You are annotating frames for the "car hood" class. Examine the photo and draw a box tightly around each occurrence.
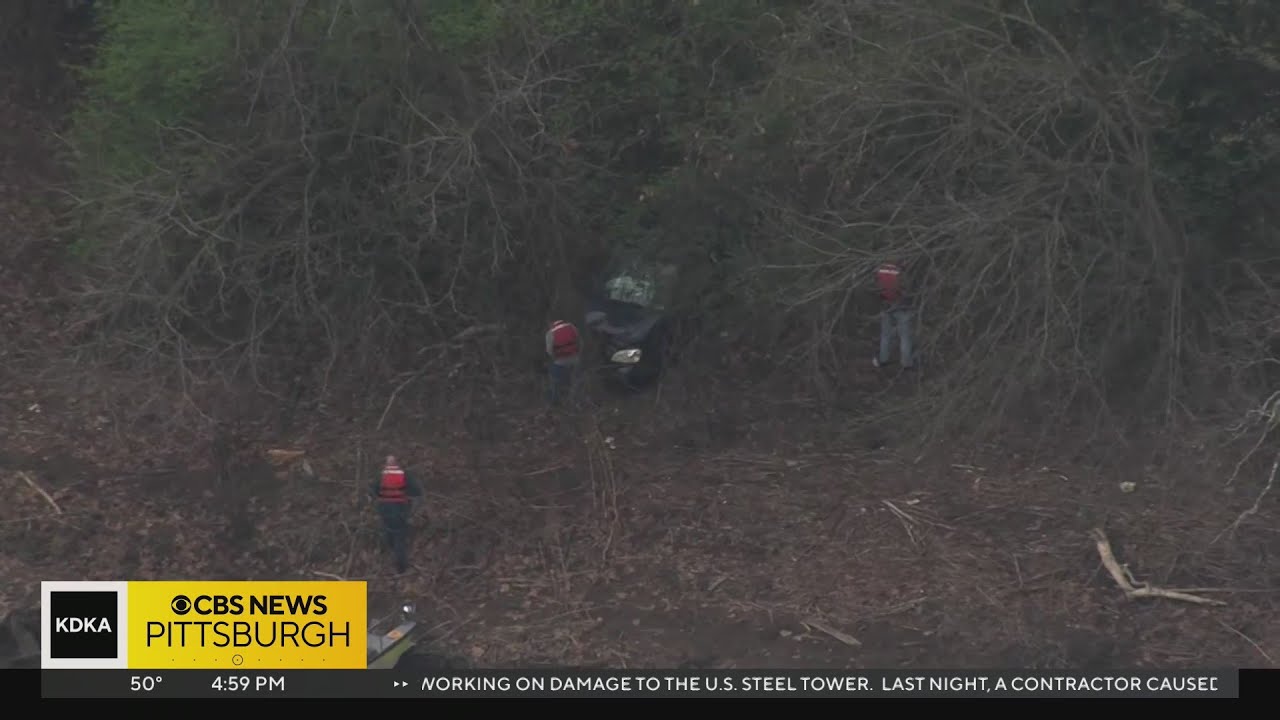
[585,298,660,345]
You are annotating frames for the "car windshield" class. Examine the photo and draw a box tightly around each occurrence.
[602,259,676,309]
[605,273,655,307]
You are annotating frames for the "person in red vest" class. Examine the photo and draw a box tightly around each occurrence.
[872,261,916,369]
[369,455,423,574]
[545,319,581,405]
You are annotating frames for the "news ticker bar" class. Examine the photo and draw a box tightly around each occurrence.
[34,669,1270,699]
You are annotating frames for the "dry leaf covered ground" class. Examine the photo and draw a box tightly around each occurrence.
[2,365,1277,670]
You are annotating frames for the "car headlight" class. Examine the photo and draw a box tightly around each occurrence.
[611,348,642,364]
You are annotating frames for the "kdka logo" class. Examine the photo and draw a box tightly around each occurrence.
[41,580,129,668]
[49,590,119,659]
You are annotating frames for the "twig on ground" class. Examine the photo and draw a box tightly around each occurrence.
[341,522,361,579]
[1212,449,1278,545]
[800,617,861,646]
[882,499,919,545]
[266,448,305,465]
[1218,619,1276,667]
[1225,391,1280,487]
[585,419,620,562]
[1154,587,1279,594]
[377,372,425,431]
[1090,528,1226,606]
[860,597,928,619]
[525,464,569,477]
[446,324,501,343]
[17,471,61,514]
[310,570,345,581]
[354,444,363,491]
[1,512,88,524]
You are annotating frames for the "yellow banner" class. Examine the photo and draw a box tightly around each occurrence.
[125,581,367,669]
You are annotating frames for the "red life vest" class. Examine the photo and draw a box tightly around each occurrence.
[549,320,580,359]
[378,465,409,503]
[875,263,903,303]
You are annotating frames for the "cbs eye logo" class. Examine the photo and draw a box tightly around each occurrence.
[169,594,244,615]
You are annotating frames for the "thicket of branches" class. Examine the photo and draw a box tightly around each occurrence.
[54,0,1280,437]
[725,1,1240,435]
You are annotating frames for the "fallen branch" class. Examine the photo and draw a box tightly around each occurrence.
[800,617,861,646]
[266,448,305,465]
[882,499,918,546]
[376,371,425,431]
[374,311,502,436]
[341,521,361,580]
[1218,619,1277,667]
[1090,528,1225,606]
[17,471,61,514]
[413,324,504,356]
[524,464,569,477]
[448,323,502,343]
[1212,448,1278,545]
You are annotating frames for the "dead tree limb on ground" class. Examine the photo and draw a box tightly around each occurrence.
[800,616,861,647]
[17,471,61,514]
[1090,528,1225,606]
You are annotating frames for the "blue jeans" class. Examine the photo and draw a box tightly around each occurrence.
[547,361,576,405]
[879,308,914,367]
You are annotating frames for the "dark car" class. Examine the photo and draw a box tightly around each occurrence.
[584,262,677,390]
[367,601,420,669]
[368,600,470,671]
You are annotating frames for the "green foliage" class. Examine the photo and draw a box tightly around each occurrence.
[420,0,504,52]
[70,0,230,179]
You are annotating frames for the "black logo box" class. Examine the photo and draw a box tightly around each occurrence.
[49,591,119,659]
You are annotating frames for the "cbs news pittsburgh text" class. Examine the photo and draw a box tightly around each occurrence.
[41,580,367,670]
